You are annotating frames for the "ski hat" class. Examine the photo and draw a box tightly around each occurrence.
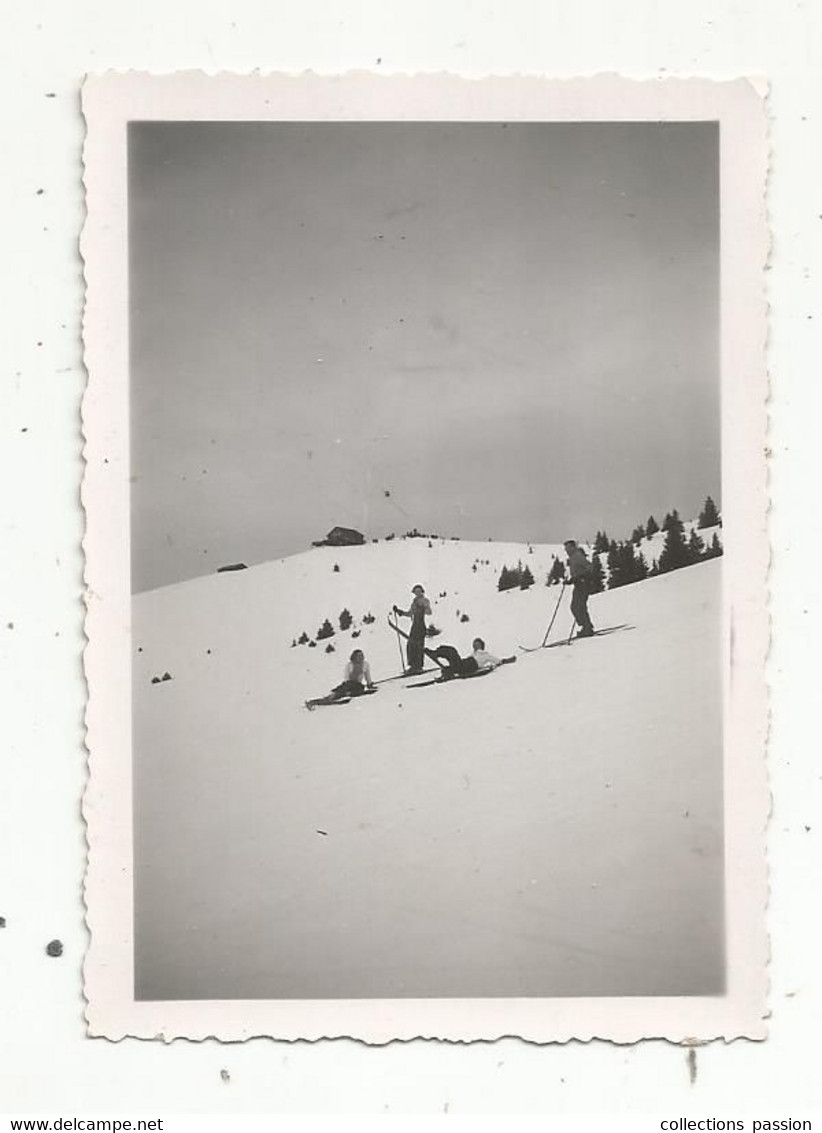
[412,584,425,594]
[563,539,577,550]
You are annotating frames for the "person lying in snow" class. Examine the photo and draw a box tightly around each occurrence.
[430,637,516,681]
[305,649,377,708]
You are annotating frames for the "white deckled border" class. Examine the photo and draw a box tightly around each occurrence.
[81,71,769,1043]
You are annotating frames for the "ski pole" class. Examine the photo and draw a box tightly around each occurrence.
[540,582,568,647]
[389,611,405,672]
[566,618,577,645]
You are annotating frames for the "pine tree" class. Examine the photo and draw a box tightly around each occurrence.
[607,544,621,588]
[620,542,637,586]
[589,555,606,594]
[687,529,706,562]
[646,515,660,538]
[706,532,723,559]
[325,643,335,653]
[297,631,310,645]
[593,530,610,555]
[332,563,340,573]
[662,509,683,534]
[499,562,527,591]
[548,556,566,585]
[316,618,335,640]
[631,524,646,544]
[339,608,353,631]
[698,496,721,529]
[520,564,535,589]
[657,523,690,573]
[609,542,649,588]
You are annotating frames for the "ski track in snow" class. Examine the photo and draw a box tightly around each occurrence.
[131,539,724,1001]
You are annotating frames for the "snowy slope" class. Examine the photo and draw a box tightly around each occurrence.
[132,541,723,1001]
[133,538,573,699]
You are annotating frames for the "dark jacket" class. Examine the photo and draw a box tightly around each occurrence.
[566,547,593,583]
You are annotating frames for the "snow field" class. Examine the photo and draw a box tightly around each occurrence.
[132,540,723,1000]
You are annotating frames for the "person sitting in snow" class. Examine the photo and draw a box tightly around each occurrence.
[392,584,432,674]
[564,539,596,638]
[431,637,515,681]
[334,648,375,697]
[305,649,376,709]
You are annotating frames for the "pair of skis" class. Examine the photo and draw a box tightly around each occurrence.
[521,624,634,654]
[406,655,517,689]
[305,687,380,711]
[542,623,633,648]
[517,583,630,652]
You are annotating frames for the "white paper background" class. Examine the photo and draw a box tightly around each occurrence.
[0,0,819,1115]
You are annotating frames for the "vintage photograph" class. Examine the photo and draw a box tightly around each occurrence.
[81,74,768,1041]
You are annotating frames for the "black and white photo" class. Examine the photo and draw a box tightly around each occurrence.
[81,72,769,1042]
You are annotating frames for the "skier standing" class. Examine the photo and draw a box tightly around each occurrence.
[393,584,432,674]
[564,539,596,638]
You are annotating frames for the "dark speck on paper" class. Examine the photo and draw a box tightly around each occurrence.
[687,1048,697,1084]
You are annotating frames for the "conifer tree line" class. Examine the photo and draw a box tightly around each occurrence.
[553,496,723,593]
[497,561,536,592]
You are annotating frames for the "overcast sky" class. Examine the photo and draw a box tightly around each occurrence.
[129,121,719,592]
